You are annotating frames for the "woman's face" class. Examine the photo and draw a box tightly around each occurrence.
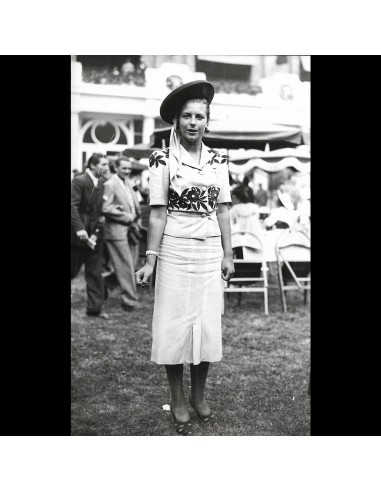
[178,100,208,145]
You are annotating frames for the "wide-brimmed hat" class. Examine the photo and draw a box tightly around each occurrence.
[277,190,294,211]
[160,80,215,124]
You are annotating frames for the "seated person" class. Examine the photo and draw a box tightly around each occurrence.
[230,186,264,258]
[295,188,310,237]
[264,190,298,230]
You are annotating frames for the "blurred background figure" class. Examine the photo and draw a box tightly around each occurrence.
[264,189,298,230]
[241,176,255,202]
[108,159,116,176]
[71,153,110,319]
[121,60,135,84]
[230,186,263,235]
[296,186,310,237]
[230,185,263,259]
[102,157,141,312]
[138,187,150,267]
[72,169,81,179]
[255,183,268,207]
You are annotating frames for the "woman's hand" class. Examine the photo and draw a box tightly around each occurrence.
[221,256,235,282]
[135,263,154,288]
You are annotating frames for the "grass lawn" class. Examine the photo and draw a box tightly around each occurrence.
[71,264,310,436]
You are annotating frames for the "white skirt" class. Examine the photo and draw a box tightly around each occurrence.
[151,234,223,365]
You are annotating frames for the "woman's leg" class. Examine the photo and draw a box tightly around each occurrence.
[165,364,191,423]
[190,362,211,417]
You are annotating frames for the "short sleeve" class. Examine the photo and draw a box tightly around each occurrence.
[148,150,169,206]
[216,152,231,203]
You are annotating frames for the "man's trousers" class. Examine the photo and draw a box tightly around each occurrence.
[71,242,105,315]
[104,239,138,308]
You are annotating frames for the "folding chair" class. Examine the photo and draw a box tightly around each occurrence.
[275,229,310,313]
[223,232,269,315]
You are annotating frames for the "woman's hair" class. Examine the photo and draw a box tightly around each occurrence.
[231,186,251,204]
[175,98,210,133]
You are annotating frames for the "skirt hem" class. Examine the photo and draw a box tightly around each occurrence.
[151,358,222,365]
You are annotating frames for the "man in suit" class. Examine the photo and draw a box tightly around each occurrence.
[102,157,141,311]
[71,153,110,319]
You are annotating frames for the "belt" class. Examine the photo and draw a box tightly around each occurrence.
[168,210,216,218]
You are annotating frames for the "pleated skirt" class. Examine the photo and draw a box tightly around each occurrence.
[151,234,223,365]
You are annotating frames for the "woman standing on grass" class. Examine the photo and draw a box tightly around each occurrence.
[135,80,234,436]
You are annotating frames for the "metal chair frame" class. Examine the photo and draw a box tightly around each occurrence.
[223,234,269,315]
[275,229,310,313]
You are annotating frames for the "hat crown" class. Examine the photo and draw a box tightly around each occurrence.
[160,80,215,124]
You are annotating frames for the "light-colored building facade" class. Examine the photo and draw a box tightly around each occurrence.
[71,55,310,175]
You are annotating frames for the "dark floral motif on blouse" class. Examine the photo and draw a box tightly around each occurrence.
[149,149,168,168]
[208,186,220,209]
[168,188,189,209]
[168,186,220,211]
[207,149,228,164]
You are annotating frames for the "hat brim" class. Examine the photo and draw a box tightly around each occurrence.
[160,80,215,124]
[277,190,294,211]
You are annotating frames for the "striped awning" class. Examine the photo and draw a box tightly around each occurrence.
[229,157,311,176]
[150,121,304,151]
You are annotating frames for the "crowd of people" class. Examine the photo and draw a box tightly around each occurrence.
[230,179,309,231]
[71,156,310,310]
[81,62,263,97]
[71,154,310,316]
[71,153,146,319]
[82,60,146,87]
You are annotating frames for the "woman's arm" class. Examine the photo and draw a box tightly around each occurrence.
[135,205,167,285]
[216,203,235,282]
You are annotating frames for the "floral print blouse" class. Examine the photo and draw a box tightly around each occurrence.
[149,142,231,239]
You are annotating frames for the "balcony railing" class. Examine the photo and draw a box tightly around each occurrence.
[82,68,146,87]
[81,67,262,97]
[210,79,263,96]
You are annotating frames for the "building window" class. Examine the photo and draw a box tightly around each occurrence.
[81,119,131,145]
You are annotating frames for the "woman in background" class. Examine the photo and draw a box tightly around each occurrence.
[230,185,264,258]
